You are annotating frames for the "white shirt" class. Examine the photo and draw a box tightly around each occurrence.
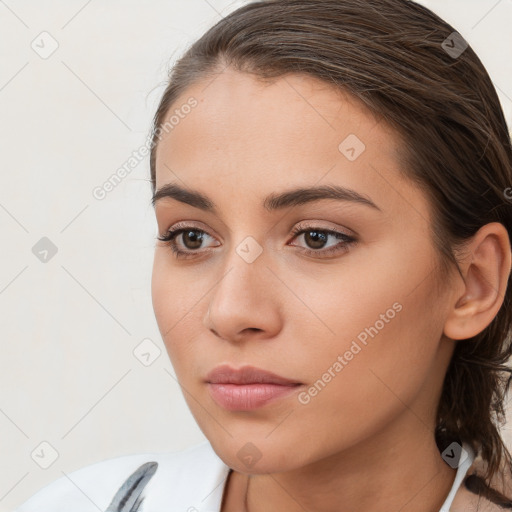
[14,440,475,512]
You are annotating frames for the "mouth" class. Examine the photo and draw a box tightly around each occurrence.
[205,364,303,411]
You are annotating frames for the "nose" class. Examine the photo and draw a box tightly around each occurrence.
[203,245,282,344]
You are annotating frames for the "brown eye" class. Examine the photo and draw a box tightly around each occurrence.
[156,224,219,259]
[289,224,357,258]
[303,230,329,250]
[180,229,205,250]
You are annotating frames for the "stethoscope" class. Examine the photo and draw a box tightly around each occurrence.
[105,461,158,512]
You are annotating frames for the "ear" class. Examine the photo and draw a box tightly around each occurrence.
[443,222,512,341]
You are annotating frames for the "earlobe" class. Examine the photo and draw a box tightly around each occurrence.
[443,222,512,341]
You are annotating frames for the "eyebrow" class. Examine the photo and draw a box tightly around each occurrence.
[151,183,382,213]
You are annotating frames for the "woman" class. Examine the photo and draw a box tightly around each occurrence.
[15,0,512,510]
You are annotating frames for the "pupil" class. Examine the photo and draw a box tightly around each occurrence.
[184,230,203,249]
[305,230,326,249]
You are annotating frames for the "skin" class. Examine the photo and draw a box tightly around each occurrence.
[151,68,512,512]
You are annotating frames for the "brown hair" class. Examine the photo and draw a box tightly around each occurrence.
[148,0,512,504]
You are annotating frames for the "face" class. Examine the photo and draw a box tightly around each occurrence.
[151,68,455,474]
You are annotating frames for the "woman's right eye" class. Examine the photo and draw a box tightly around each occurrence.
[156,224,218,259]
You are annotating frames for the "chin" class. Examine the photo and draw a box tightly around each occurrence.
[207,434,311,475]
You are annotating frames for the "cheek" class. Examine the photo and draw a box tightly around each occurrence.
[151,251,201,361]
[151,252,173,336]
[268,294,442,468]
[289,245,442,413]
[151,251,199,324]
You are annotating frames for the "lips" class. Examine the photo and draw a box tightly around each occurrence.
[205,364,301,385]
[205,365,302,411]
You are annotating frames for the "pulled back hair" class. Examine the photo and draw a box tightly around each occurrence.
[148,0,512,504]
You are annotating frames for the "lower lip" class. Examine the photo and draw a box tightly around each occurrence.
[207,382,301,411]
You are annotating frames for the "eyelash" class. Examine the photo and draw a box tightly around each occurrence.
[156,221,357,260]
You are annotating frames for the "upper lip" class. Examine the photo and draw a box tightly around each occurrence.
[205,364,301,385]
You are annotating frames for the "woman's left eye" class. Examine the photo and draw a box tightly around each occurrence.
[156,222,357,260]
[288,224,357,258]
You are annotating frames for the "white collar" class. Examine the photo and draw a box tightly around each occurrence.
[14,439,476,512]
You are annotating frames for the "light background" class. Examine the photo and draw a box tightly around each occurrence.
[0,0,511,510]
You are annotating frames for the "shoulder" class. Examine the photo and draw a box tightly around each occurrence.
[14,440,231,512]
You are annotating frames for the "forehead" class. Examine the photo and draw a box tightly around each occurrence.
[156,68,388,161]
[154,68,429,223]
